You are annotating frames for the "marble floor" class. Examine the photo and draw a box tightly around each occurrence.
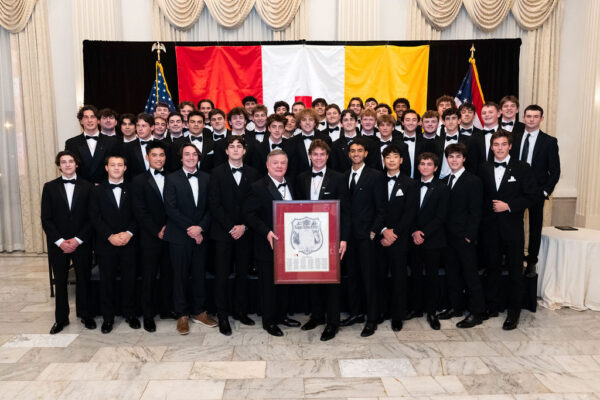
[1,256,600,400]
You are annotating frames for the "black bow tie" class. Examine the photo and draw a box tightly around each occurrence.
[328,127,339,133]
[231,167,243,174]
[140,140,151,145]
[446,134,458,142]
[501,121,514,126]
[213,133,225,140]
[460,128,473,134]
[109,183,123,190]
[345,136,355,143]
[494,161,507,168]
[303,135,314,141]
[403,136,416,142]
[190,136,202,142]
[187,172,199,179]
[61,179,76,184]
[387,175,398,182]
[85,135,98,141]
[153,169,165,176]
[277,182,287,189]
[311,171,323,178]
[420,181,432,189]
[484,129,495,135]
[271,143,282,149]
[380,140,391,147]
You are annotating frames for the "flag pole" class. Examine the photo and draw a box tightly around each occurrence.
[151,42,166,104]
[469,43,476,62]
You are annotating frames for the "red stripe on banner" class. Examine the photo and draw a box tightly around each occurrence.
[176,46,263,113]
[470,64,485,123]
[294,96,312,108]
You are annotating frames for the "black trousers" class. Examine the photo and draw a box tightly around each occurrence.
[170,240,206,317]
[99,246,136,322]
[377,241,408,321]
[309,283,340,326]
[140,241,172,319]
[214,235,251,319]
[256,260,289,327]
[49,245,93,323]
[345,237,378,322]
[409,245,441,315]
[443,235,485,315]
[526,197,545,266]
[482,226,524,317]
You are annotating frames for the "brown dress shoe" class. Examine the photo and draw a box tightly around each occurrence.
[191,311,217,327]
[177,316,190,335]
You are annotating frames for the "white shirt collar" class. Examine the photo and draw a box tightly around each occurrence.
[61,174,77,180]
[85,130,99,137]
[525,129,540,138]
[450,167,465,179]
[494,155,511,164]
[108,179,124,185]
[312,167,326,175]
[228,162,243,170]
[351,163,366,175]
[421,176,434,184]
[268,174,286,186]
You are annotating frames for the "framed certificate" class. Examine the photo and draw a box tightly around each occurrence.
[272,200,341,284]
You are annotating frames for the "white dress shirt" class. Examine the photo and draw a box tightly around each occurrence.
[348,163,366,189]
[139,137,152,170]
[459,124,474,136]
[269,175,292,200]
[403,133,417,178]
[54,174,83,247]
[269,138,283,150]
[387,172,399,200]
[310,167,326,200]
[326,124,341,142]
[301,131,315,161]
[448,167,465,189]
[501,118,516,132]
[440,130,459,178]
[229,162,243,185]
[254,130,266,143]
[109,179,125,207]
[150,168,165,198]
[185,169,199,205]
[85,131,99,156]
[484,125,498,158]
[420,177,433,207]
[493,155,510,190]
[189,134,204,154]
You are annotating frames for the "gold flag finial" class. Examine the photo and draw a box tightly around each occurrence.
[470,43,476,61]
[151,42,166,62]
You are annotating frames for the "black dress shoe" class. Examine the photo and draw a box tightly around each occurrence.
[81,318,96,330]
[403,310,423,321]
[360,322,377,337]
[233,313,255,326]
[427,313,440,330]
[280,317,301,327]
[524,263,537,278]
[482,311,499,320]
[502,316,519,331]
[143,318,156,333]
[340,314,365,327]
[265,324,283,337]
[437,308,463,320]
[126,317,141,330]
[218,318,232,336]
[456,313,483,329]
[49,320,69,335]
[160,311,178,320]
[320,324,338,341]
[391,319,403,332]
[301,318,325,331]
[101,321,113,334]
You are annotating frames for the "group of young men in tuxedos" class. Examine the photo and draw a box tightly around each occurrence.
[41,93,560,341]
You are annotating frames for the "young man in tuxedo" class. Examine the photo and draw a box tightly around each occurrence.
[90,155,138,334]
[419,111,444,169]
[365,97,378,110]
[198,99,214,128]
[250,105,268,143]
[178,101,195,129]
[99,108,119,137]
[168,111,214,173]
[65,105,120,185]
[458,103,481,138]
[274,100,290,115]
[164,144,215,335]
[439,143,486,328]
[435,95,454,136]
[499,95,525,135]
[154,102,171,120]
[294,139,350,341]
[209,109,229,142]
[209,136,261,336]
[400,110,422,179]
[244,149,300,336]
[374,103,392,118]
[120,114,137,143]
[340,138,386,337]
[473,102,501,164]
[165,112,186,143]
[322,104,342,142]
[439,108,477,177]
[154,116,168,141]
[347,97,364,119]
[212,107,258,168]
[331,109,359,173]
[124,113,154,181]
[312,98,328,130]
[288,108,332,177]
[510,105,560,277]
[377,145,418,331]
[367,114,409,173]
[393,98,410,132]
[131,141,175,332]
[42,151,95,334]
[409,152,449,330]
[283,113,297,139]
[359,109,378,140]
[256,114,291,175]
[479,130,538,330]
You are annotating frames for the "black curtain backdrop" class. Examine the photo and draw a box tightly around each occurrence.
[83,39,520,114]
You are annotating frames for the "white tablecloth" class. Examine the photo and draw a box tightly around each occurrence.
[538,227,600,310]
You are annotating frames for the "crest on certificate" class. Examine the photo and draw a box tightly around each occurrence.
[290,217,323,255]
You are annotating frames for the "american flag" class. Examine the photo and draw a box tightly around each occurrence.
[144,61,176,114]
[454,56,485,129]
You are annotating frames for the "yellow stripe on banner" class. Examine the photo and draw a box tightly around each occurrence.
[470,58,485,104]
[344,45,429,115]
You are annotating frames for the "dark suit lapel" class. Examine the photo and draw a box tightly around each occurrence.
[497,163,513,192]
[146,171,163,201]
[391,179,402,200]
[105,185,120,211]
[266,177,283,200]
[77,137,93,165]
[421,184,435,209]
[90,135,109,174]
[304,173,312,199]
[56,179,69,211]
[531,131,544,163]
[134,141,145,170]
[355,167,369,193]
[319,171,331,199]
[71,180,83,211]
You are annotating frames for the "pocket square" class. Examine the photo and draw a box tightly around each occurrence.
[207,150,214,155]
[324,192,331,195]
[395,189,404,196]
[508,176,517,182]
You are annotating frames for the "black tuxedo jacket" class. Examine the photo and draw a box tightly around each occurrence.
[64,133,121,184]
[471,128,501,165]
[366,137,410,175]
[287,132,333,177]
[89,181,137,255]
[123,138,150,181]
[255,138,292,175]
[343,166,386,240]
[163,169,211,245]
[168,134,215,173]
[400,133,432,180]
[412,179,449,249]
[499,118,525,137]
[208,163,261,241]
[131,170,167,247]
[212,131,259,169]
[382,174,418,251]
[295,168,351,242]
[439,131,480,173]
[478,158,539,238]
[442,171,482,241]
[248,129,268,143]
[41,177,93,253]
[510,130,560,197]
[331,135,359,173]
[243,175,295,262]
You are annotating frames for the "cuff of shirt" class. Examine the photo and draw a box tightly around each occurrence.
[126,231,133,237]
[75,237,83,245]
[543,191,548,197]
[55,238,64,247]
[380,227,388,234]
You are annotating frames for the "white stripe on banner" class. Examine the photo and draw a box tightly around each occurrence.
[262,45,345,112]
